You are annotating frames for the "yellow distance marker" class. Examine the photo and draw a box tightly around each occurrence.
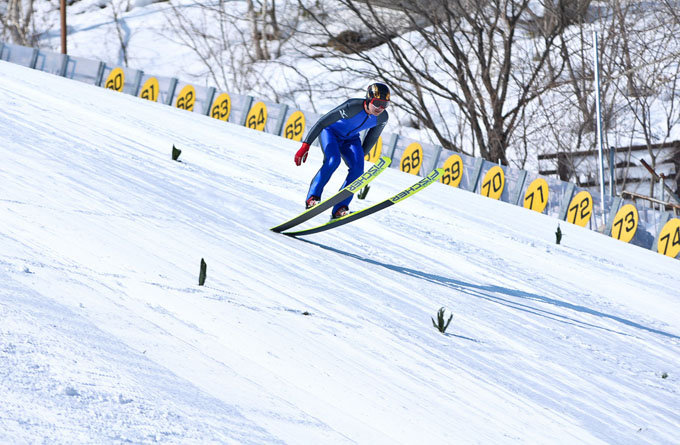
[441,154,463,188]
[523,178,549,213]
[245,101,268,131]
[657,218,680,258]
[566,190,593,227]
[365,136,383,163]
[400,142,423,175]
[210,93,232,121]
[480,165,505,200]
[175,85,196,111]
[139,77,159,102]
[611,204,639,243]
[283,111,305,141]
[104,67,124,92]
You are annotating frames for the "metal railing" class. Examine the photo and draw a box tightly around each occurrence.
[1,40,678,260]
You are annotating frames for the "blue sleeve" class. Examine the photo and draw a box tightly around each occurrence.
[303,99,364,145]
[362,111,389,155]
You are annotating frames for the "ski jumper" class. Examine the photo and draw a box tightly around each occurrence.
[303,98,389,214]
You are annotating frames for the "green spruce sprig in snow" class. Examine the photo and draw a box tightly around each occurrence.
[432,307,453,334]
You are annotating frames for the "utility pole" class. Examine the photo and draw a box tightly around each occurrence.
[593,30,607,226]
[60,0,67,54]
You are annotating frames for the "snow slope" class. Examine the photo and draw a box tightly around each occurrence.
[1,61,679,444]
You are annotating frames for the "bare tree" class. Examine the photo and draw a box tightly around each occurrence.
[0,0,37,46]
[297,0,577,166]
[658,0,680,197]
[532,1,680,194]
[246,0,267,60]
[246,0,286,60]
[605,1,680,195]
[110,0,134,66]
[531,4,622,186]
[163,0,301,97]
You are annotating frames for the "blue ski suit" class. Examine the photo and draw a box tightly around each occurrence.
[303,98,389,214]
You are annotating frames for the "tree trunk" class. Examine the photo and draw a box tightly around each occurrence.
[246,0,265,60]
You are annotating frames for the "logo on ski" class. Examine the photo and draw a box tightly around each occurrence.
[391,169,442,203]
[347,157,389,192]
[270,156,391,233]
[283,168,444,237]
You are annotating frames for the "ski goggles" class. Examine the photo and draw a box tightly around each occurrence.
[369,98,390,109]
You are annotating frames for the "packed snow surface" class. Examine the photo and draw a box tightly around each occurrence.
[1,62,679,444]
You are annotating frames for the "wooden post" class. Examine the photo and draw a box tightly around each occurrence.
[60,0,67,55]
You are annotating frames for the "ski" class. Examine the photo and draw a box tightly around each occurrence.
[283,167,444,237]
[270,156,391,233]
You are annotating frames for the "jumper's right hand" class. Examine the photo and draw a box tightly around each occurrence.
[294,143,310,166]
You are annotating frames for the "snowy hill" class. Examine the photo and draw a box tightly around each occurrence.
[1,61,679,444]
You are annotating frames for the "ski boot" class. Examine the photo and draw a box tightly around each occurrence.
[306,196,320,209]
[332,206,350,219]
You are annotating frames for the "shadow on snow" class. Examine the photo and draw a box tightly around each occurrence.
[298,239,679,341]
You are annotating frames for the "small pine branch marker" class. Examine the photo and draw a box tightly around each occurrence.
[357,185,370,200]
[172,144,182,161]
[432,307,453,334]
[198,258,207,286]
[555,224,562,245]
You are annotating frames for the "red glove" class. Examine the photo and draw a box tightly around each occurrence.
[294,142,311,166]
